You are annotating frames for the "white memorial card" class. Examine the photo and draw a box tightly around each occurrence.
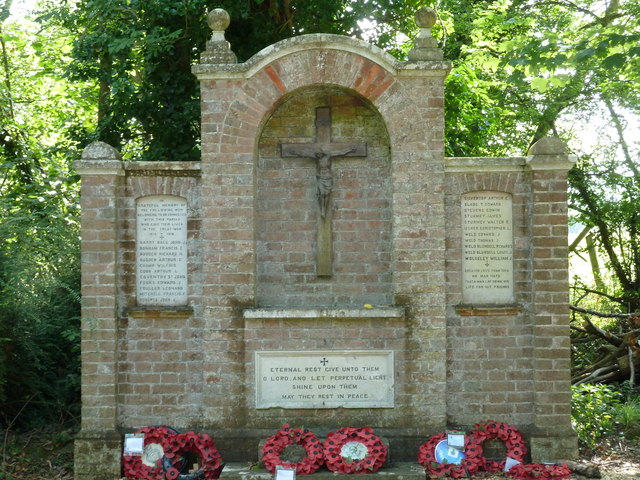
[504,457,521,472]
[275,467,296,480]
[123,434,144,456]
[447,432,466,451]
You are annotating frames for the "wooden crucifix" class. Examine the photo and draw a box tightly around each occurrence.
[280,106,367,277]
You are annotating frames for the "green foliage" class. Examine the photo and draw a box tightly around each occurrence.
[572,384,622,446]
[612,397,640,437]
[40,0,210,161]
[39,0,434,162]
[572,383,640,446]
[0,6,84,429]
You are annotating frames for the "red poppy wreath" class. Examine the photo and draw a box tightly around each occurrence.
[162,431,223,480]
[417,432,483,478]
[508,463,572,480]
[323,427,387,474]
[262,424,324,475]
[471,420,527,473]
[122,425,179,480]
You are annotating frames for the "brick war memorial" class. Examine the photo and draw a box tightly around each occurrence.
[73,7,578,480]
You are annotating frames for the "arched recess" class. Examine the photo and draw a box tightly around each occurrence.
[255,86,393,307]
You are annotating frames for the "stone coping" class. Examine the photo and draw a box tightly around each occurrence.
[243,307,405,320]
[73,159,202,176]
[446,153,575,172]
[446,156,527,172]
[193,33,451,79]
[124,160,201,172]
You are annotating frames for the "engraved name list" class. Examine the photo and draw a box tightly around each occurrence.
[136,195,188,306]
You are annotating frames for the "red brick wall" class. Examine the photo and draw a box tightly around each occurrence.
[196,41,451,441]
[444,169,534,427]
[117,165,204,429]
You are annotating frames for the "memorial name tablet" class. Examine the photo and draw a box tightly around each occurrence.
[136,195,188,306]
[255,351,394,409]
[462,191,514,304]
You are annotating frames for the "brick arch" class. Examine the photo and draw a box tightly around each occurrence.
[127,176,198,199]
[213,47,399,160]
[459,173,519,196]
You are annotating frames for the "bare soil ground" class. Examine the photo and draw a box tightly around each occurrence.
[0,430,638,480]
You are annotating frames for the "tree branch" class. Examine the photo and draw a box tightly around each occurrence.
[571,286,626,304]
[571,168,634,292]
[569,225,591,252]
[603,97,640,179]
[537,0,601,23]
[570,304,640,319]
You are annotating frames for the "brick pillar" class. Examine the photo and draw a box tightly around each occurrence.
[73,142,124,480]
[526,137,578,461]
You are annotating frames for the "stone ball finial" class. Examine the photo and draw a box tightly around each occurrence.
[415,7,437,29]
[208,8,231,32]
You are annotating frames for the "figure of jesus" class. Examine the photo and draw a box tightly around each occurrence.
[289,147,356,218]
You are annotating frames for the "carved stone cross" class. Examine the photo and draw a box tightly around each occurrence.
[280,106,367,277]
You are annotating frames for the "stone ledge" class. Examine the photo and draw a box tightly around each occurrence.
[243,307,405,320]
[455,304,522,316]
[219,463,424,480]
[126,305,194,319]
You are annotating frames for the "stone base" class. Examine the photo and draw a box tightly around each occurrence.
[220,463,424,480]
[210,430,431,463]
[74,429,122,480]
[529,434,579,463]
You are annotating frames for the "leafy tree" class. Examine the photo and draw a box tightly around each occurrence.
[40,0,433,161]
[430,0,639,386]
[0,0,85,427]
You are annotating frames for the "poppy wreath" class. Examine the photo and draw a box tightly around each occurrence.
[162,432,223,480]
[417,432,483,478]
[507,463,572,480]
[323,426,387,474]
[122,425,180,480]
[262,424,324,475]
[471,421,527,473]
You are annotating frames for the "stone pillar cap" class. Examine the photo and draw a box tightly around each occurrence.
[81,141,122,161]
[415,7,437,28]
[75,141,124,175]
[208,8,231,32]
[526,136,576,171]
[527,136,569,156]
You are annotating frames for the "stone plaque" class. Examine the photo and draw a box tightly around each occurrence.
[255,350,394,409]
[462,191,513,304]
[136,195,188,305]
